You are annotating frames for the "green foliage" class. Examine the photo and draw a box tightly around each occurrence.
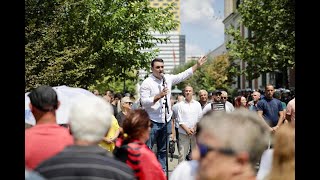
[25,0,179,92]
[226,0,295,81]
[89,70,139,95]
[171,54,236,93]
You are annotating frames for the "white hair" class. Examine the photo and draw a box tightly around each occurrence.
[221,90,228,96]
[199,108,270,166]
[69,96,113,143]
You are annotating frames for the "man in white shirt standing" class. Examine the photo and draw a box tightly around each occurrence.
[139,56,207,172]
[176,85,202,164]
[221,90,235,112]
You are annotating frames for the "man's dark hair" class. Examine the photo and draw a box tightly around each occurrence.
[28,85,58,112]
[114,93,122,100]
[151,58,164,67]
[273,91,282,99]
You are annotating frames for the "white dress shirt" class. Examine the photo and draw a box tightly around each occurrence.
[140,67,193,123]
[177,99,202,135]
[172,102,181,128]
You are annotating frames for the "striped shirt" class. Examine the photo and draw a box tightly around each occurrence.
[35,145,135,180]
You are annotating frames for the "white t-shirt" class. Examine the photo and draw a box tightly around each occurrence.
[170,160,198,180]
[256,149,274,180]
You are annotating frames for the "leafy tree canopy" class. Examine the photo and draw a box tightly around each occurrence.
[226,0,295,81]
[171,54,236,94]
[25,0,178,92]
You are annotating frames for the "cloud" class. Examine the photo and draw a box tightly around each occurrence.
[181,0,225,55]
[180,0,224,37]
[181,0,221,24]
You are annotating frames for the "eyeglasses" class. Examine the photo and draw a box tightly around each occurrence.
[197,142,236,158]
[155,66,164,69]
[125,102,133,105]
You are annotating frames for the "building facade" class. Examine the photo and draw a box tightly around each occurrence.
[222,0,295,91]
[149,0,181,32]
[139,0,186,80]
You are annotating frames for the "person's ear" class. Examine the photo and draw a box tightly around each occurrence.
[29,103,33,111]
[232,151,250,176]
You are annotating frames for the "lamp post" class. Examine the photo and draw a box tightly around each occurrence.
[171,85,182,99]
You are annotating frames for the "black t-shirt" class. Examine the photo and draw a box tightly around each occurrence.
[116,111,126,127]
[112,104,118,117]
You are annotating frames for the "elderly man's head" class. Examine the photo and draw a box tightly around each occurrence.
[69,96,113,144]
[196,109,270,180]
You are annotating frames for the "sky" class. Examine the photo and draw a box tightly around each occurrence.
[180,0,225,57]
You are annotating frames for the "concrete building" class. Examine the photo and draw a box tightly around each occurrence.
[139,0,186,80]
[149,0,181,32]
[221,0,295,91]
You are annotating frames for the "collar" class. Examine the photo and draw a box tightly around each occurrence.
[63,145,114,157]
[150,73,162,82]
[184,99,196,103]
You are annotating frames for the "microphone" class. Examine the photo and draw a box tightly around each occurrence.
[160,73,166,84]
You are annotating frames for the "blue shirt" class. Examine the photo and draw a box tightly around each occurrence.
[257,97,283,126]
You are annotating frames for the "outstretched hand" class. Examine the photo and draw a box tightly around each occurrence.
[192,55,207,72]
[197,55,207,67]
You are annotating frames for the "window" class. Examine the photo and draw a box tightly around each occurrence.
[236,0,241,9]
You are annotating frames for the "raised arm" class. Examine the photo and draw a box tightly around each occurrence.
[192,55,207,72]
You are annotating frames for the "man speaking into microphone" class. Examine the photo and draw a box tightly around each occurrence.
[140,56,207,173]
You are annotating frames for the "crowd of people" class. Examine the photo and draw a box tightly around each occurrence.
[25,56,295,180]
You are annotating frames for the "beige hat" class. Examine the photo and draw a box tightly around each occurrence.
[121,96,133,103]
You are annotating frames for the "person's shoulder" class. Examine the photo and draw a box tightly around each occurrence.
[258,97,267,103]
[204,102,212,107]
[272,98,282,104]
[140,76,152,84]
[194,100,202,108]
[226,101,233,105]
[192,99,201,104]
[25,168,46,180]
[288,98,295,104]
[171,160,198,180]
[134,142,155,156]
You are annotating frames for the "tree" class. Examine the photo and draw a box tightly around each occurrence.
[226,0,295,86]
[89,70,139,96]
[171,54,236,93]
[25,0,178,92]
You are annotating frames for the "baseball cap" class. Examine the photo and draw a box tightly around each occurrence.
[28,85,58,112]
[212,90,222,95]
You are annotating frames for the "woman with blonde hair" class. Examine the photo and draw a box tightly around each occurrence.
[265,124,295,180]
[116,96,133,128]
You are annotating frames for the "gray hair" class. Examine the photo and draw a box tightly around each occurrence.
[69,96,113,143]
[199,108,270,167]
[198,89,208,95]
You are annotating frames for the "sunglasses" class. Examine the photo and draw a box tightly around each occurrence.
[197,142,236,158]
[125,102,133,105]
[221,97,227,99]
